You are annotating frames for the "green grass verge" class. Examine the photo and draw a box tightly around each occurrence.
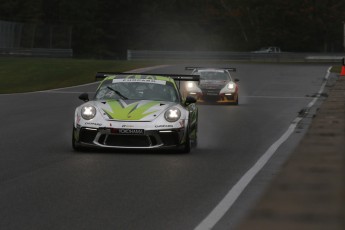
[0,57,164,94]
[331,65,341,73]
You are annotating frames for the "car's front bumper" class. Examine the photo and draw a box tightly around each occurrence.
[186,91,238,103]
[74,126,187,149]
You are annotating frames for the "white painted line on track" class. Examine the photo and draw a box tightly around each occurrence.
[0,80,99,96]
[194,67,331,230]
[305,67,331,109]
[41,65,172,93]
[39,91,94,94]
[244,95,308,99]
[124,65,171,73]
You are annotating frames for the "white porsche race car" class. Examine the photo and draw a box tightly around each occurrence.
[72,72,199,153]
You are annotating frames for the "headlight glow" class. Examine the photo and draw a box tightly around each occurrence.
[81,105,96,120]
[187,82,194,89]
[164,107,181,122]
[227,83,235,90]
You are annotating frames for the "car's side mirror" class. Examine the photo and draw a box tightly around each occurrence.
[185,96,197,105]
[79,93,89,102]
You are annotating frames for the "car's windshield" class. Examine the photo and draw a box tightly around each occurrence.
[95,79,179,102]
[198,71,229,81]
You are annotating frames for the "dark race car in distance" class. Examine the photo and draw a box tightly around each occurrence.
[184,67,239,105]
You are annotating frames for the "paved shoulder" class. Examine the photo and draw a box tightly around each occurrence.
[237,76,345,230]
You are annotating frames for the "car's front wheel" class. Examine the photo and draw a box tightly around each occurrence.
[180,127,191,153]
[234,96,239,105]
[191,124,198,148]
[72,127,82,152]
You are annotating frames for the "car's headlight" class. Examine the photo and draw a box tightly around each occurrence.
[227,83,235,90]
[187,82,194,89]
[81,105,96,120]
[164,107,181,122]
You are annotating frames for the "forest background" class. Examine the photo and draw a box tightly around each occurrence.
[1,0,344,58]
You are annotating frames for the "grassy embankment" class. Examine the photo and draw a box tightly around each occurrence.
[0,57,342,94]
[0,57,164,94]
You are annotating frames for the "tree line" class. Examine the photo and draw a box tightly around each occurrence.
[1,0,344,58]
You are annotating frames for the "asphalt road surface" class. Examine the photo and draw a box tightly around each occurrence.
[0,63,331,230]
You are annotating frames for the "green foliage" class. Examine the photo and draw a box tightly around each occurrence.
[0,0,344,56]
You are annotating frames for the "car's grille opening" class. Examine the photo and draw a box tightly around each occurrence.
[159,131,180,146]
[79,128,97,144]
[203,90,220,96]
[81,129,183,148]
[225,94,235,100]
[98,134,106,144]
[149,135,157,146]
[105,135,150,147]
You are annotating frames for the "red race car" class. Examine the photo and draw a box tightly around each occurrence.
[184,67,239,105]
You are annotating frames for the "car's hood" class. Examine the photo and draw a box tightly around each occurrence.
[94,99,176,122]
[200,80,229,89]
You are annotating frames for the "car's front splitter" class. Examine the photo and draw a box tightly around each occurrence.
[74,126,188,149]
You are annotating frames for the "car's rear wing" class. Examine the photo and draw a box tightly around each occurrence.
[95,72,200,82]
[185,67,237,72]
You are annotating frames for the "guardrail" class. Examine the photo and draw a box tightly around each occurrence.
[127,50,345,62]
[0,48,73,58]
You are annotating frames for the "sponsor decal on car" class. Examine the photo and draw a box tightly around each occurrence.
[155,125,174,128]
[118,129,144,135]
[85,122,103,126]
[112,78,166,85]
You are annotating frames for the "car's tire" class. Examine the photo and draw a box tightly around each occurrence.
[72,127,82,152]
[234,96,239,105]
[191,136,197,148]
[181,128,191,153]
[191,123,198,148]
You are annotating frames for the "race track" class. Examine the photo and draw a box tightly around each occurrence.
[0,63,331,230]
